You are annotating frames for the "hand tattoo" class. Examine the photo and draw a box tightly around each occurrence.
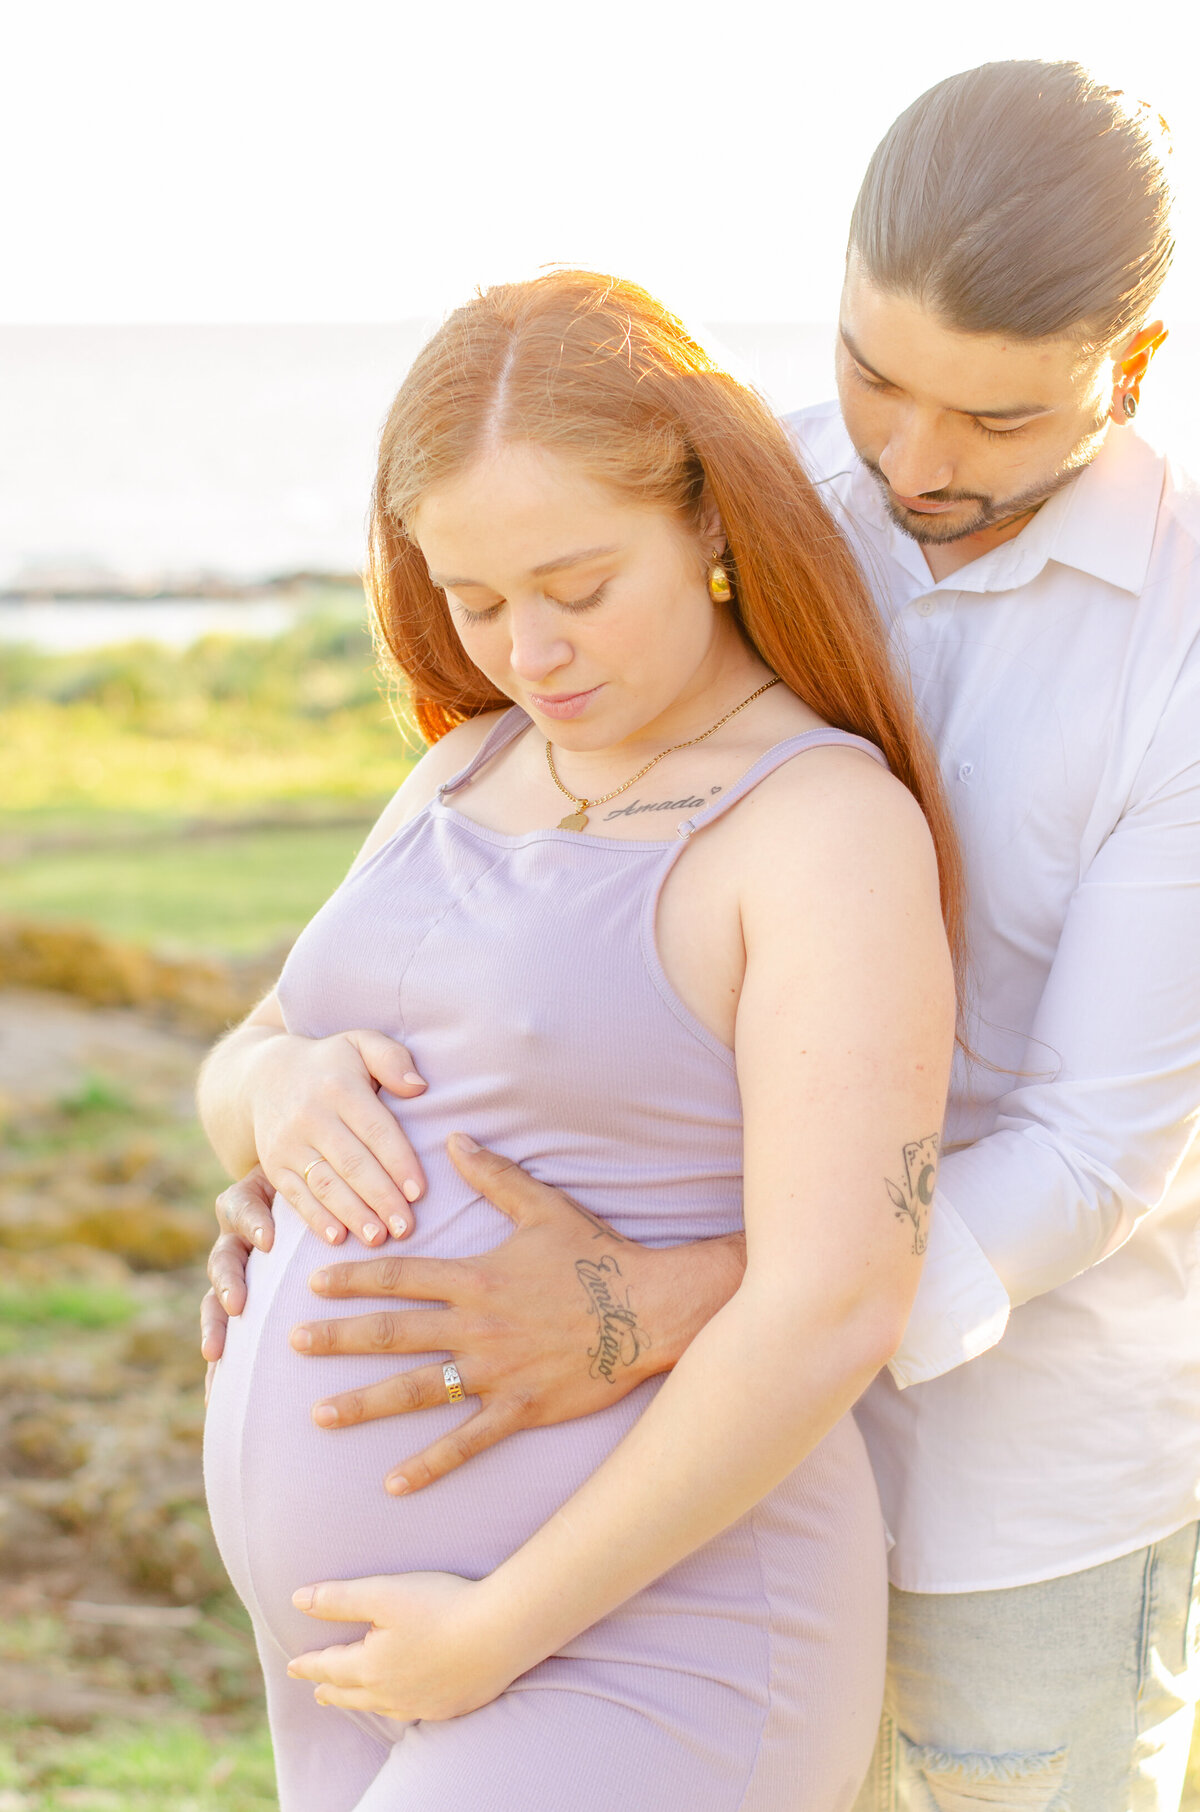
[575,1254,651,1384]
[885,1134,939,1256]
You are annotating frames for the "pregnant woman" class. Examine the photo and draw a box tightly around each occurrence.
[200,270,959,1812]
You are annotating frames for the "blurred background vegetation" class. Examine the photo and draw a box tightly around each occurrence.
[0,590,416,1809]
[2,592,1197,1808]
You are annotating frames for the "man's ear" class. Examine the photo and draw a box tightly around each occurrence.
[1108,319,1168,424]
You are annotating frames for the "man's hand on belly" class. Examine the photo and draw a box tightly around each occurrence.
[275,1133,746,1493]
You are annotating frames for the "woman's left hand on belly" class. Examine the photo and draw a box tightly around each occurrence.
[286,1571,519,1722]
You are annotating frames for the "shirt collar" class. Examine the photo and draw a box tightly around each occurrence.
[845,425,1165,601]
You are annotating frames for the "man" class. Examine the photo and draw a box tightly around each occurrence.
[203,61,1200,1809]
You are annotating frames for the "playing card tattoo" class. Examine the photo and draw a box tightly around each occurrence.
[886,1134,939,1256]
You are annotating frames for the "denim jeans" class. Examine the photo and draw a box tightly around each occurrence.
[853,1521,1200,1812]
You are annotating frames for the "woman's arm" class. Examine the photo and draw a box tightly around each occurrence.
[195,715,500,1242]
[289,750,956,1716]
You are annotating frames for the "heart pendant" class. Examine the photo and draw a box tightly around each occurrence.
[558,810,590,832]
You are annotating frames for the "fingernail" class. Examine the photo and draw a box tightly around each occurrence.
[325,1225,340,1244]
[313,1404,338,1427]
[292,1588,314,1610]
[253,1227,268,1248]
[291,1329,313,1352]
[403,1071,426,1088]
[386,1474,410,1495]
[451,1133,479,1154]
[388,1215,408,1238]
[220,1288,230,1307]
[310,1270,330,1292]
[401,1179,421,1203]
[363,1222,384,1244]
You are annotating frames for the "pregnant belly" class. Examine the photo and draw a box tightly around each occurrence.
[203,1196,658,1662]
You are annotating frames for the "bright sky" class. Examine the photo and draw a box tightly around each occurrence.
[5,0,1197,326]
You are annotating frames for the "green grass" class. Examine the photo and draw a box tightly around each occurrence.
[0,823,372,956]
[0,1718,276,1811]
[0,1283,137,1331]
[0,606,419,833]
[0,611,422,959]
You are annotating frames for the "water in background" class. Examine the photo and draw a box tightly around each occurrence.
[2,322,1196,645]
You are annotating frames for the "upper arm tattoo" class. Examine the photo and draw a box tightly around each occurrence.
[886,1134,939,1256]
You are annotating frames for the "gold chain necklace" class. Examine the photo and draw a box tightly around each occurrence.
[545,677,781,832]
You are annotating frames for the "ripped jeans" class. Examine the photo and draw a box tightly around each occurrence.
[854,1521,1200,1812]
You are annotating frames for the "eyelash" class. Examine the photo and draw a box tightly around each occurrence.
[848,362,1028,441]
[452,583,608,624]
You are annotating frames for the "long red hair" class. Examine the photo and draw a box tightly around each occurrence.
[367,270,966,981]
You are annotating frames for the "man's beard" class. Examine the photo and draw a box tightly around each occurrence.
[859,420,1107,545]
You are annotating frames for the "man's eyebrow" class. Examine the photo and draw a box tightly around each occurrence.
[838,326,1052,422]
[429,545,620,588]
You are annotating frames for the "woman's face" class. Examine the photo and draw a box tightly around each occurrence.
[410,441,733,750]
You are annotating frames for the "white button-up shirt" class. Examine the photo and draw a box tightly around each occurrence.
[787,402,1200,1592]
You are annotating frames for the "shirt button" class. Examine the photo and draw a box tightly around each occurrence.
[958,762,974,782]
[915,597,935,616]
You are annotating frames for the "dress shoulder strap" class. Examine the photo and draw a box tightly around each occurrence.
[676,727,889,840]
[438,707,530,799]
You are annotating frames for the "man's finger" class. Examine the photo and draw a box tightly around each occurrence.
[291,1309,455,1360]
[216,1168,276,1250]
[307,1253,474,1301]
[310,1362,467,1429]
[386,1404,519,1496]
[200,1287,231,1361]
[444,1135,568,1228]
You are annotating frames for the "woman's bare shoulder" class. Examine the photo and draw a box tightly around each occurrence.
[732,738,940,913]
[352,710,511,869]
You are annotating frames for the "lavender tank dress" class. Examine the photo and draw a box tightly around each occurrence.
[204,709,889,1812]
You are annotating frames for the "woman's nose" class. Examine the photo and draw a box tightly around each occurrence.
[878,412,954,500]
[506,605,574,683]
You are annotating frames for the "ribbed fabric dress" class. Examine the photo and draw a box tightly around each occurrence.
[204,709,889,1812]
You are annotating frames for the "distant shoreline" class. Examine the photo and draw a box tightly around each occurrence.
[0,572,362,606]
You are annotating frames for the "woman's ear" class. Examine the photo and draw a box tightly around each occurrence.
[697,490,727,562]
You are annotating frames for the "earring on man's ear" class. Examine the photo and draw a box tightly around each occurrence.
[1122,390,1139,419]
[708,562,733,604]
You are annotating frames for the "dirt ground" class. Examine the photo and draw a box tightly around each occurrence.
[0,985,266,1773]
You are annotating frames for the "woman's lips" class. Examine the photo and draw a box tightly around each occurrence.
[527,685,602,720]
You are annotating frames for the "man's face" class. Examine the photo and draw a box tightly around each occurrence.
[836,260,1112,544]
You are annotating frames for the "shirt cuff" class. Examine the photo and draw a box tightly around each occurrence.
[886,1187,1011,1389]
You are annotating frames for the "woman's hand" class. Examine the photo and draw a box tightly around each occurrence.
[246,1028,430,1246]
[287,1571,520,1722]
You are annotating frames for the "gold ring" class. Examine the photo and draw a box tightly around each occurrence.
[302,1158,324,1186]
[443,1362,465,1403]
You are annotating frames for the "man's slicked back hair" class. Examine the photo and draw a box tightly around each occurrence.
[848,60,1174,347]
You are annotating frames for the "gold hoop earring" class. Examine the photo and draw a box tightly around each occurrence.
[708,562,733,604]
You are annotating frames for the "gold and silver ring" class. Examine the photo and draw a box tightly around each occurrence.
[302,1158,324,1186]
[442,1362,465,1403]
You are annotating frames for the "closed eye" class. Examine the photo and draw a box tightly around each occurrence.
[971,418,1032,441]
[848,361,889,392]
[548,583,608,613]
[450,598,503,624]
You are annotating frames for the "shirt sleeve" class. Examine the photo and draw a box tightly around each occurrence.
[888,652,1200,1387]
